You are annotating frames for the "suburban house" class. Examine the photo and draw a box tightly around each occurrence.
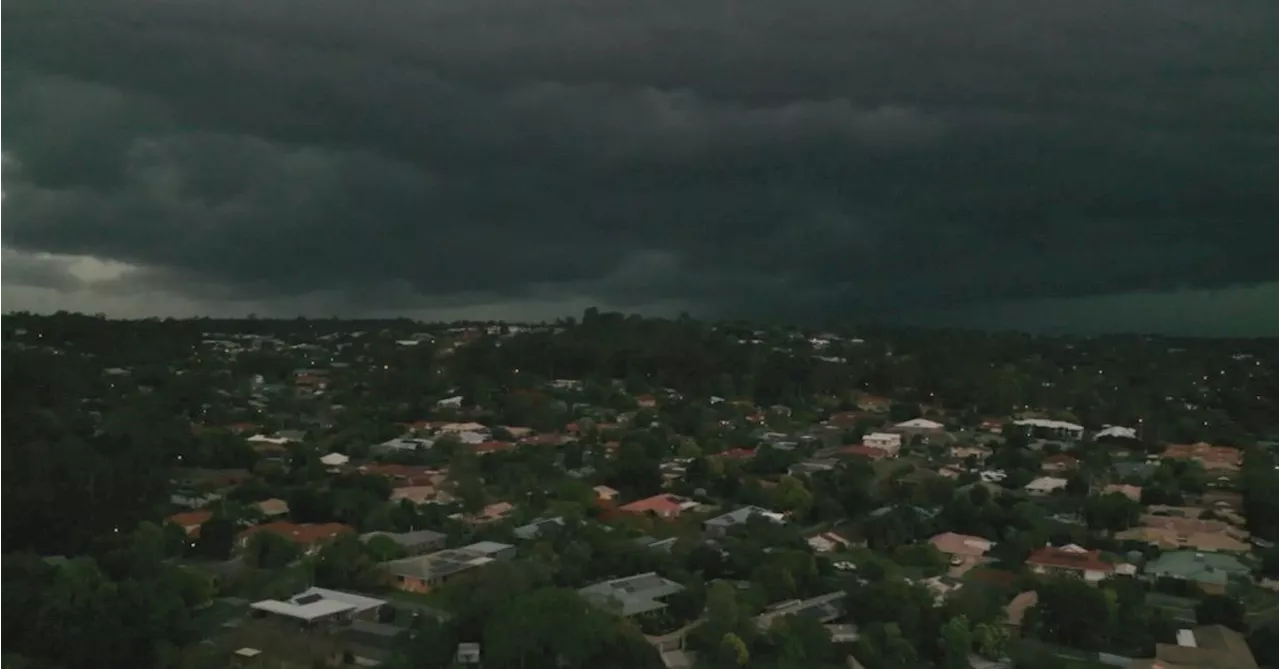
[1025,544,1115,583]
[236,522,355,555]
[635,394,659,408]
[319,452,349,468]
[754,592,847,631]
[578,572,686,617]
[1041,454,1079,473]
[389,486,440,505]
[1116,508,1251,553]
[513,517,566,540]
[593,485,620,501]
[892,418,946,435]
[1012,418,1084,441]
[862,432,903,457]
[256,498,290,518]
[808,531,856,553]
[1102,484,1143,502]
[249,587,387,629]
[856,395,892,413]
[1127,624,1259,669]
[1143,551,1252,595]
[1024,476,1069,495]
[618,494,699,520]
[358,529,447,556]
[382,541,516,594]
[703,506,787,537]
[930,532,993,562]
[167,510,213,538]
[1161,443,1243,473]
[950,445,992,463]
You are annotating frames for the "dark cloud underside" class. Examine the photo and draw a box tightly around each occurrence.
[2,0,1275,332]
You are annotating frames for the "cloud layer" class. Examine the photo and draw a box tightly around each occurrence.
[3,0,1276,330]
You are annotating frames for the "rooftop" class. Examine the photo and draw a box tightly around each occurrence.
[249,587,386,622]
[383,541,513,580]
[578,572,686,616]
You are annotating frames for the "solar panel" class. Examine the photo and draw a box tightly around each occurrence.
[294,593,324,605]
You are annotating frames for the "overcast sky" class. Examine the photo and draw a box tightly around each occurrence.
[3,0,1275,335]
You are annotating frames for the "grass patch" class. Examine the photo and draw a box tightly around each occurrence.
[192,598,247,637]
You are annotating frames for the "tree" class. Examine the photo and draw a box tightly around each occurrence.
[1083,492,1141,532]
[482,588,616,669]
[313,534,384,590]
[771,614,833,667]
[973,622,1010,660]
[194,516,235,560]
[244,530,301,568]
[772,476,814,515]
[718,632,749,667]
[1195,595,1246,632]
[940,615,973,669]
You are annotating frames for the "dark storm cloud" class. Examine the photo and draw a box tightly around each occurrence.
[2,0,1275,321]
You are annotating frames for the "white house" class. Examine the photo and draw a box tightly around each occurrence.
[894,418,945,431]
[1013,418,1084,440]
[862,432,903,457]
[1096,425,1138,441]
[1025,476,1069,495]
[320,452,350,467]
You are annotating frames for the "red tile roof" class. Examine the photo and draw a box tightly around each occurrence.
[718,448,757,460]
[237,521,353,547]
[619,494,687,516]
[167,510,214,537]
[1026,546,1113,573]
[474,441,515,454]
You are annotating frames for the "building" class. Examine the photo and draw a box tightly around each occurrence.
[1102,484,1143,502]
[1127,624,1259,669]
[579,572,686,617]
[1012,418,1084,440]
[382,541,515,594]
[1143,551,1251,595]
[618,494,699,520]
[1161,443,1243,473]
[1025,544,1115,583]
[236,522,354,555]
[703,506,787,537]
[862,432,903,457]
[929,532,993,559]
[1024,476,1069,495]
[754,592,846,631]
[249,587,387,628]
[513,517,566,540]
[167,510,213,538]
[1117,508,1251,553]
[892,418,946,434]
[358,529,447,556]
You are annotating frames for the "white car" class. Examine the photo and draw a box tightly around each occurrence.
[949,555,965,567]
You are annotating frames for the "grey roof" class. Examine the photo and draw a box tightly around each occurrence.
[1112,461,1157,479]
[755,591,847,630]
[704,506,784,528]
[1144,551,1250,585]
[513,517,566,540]
[382,542,513,580]
[579,572,686,616]
[360,529,447,547]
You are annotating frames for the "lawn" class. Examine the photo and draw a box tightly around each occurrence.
[192,598,247,637]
